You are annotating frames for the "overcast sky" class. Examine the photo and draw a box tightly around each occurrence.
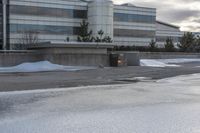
[113,0,200,32]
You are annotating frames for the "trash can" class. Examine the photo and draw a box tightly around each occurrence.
[110,54,119,67]
[110,53,127,67]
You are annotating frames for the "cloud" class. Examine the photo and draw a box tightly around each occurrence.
[158,9,200,23]
[113,0,200,32]
[193,18,200,23]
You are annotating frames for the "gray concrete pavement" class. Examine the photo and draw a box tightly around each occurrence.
[0,63,200,91]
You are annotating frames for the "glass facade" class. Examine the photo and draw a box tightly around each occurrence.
[114,29,155,38]
[0,1,182,48]
[114,13,155,23]
[156,36,181,42]
[10,24,81,35]
[10,5,87,19]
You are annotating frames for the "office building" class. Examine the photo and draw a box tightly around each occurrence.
[156,21,183,47]
[0,0,183,49]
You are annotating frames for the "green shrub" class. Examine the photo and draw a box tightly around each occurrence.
[164,38,175,52]
[178,32,195,52]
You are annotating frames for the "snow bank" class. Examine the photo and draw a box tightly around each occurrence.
[140,58,200,67]
[0,61,96,73]
[159,58,200,64]
[140,59,179,67]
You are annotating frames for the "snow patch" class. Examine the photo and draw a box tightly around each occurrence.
[159,58,200,64]
[140,58,200,67]
[140,59,179,67]
[0,61,96,73]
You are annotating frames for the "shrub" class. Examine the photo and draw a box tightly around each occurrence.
[149,40,158,52]
[178,32,195,52]
[164,38,175,52]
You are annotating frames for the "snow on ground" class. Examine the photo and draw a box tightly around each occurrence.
[1,74,200,133]
[140,58,200,67]
[0,61,96,73]
[159,58,200,64]
[1,58,199,73]
[140,59,179,67]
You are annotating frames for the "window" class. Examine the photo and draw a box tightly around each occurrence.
[114,29,155,38]
[10,5,87,19]
[10,24,81,35]
[156,36,180,42]
[114,13,155,23]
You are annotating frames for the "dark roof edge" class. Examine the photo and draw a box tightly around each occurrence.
[116,3,156,10]
[156,20,180,29]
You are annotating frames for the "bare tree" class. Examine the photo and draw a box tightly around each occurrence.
[19,30,39,45]
[12,30,39,50]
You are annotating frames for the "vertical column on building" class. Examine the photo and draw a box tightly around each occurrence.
[88,0,113,40]
[0,1,2,49]
[2,0,7,50]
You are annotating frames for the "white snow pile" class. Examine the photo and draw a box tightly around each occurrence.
[140,58,200,67]
[140,59,179,67]
[160,58,200,64]
[0,61,96,73]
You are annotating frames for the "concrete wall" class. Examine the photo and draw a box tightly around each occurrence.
[140,52,200,59]
[44,53,109,66]
[2,50,199,67]
[0,51,43,67]
[0,51,110,67]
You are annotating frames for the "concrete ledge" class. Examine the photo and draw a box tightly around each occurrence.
[32,47,109,54]
[28,42,114,49]
[28,42,114,54]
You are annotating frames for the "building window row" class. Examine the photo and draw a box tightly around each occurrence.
[10,5,87,19]
[114,29,155,38]
[156,36,181,42]
[10,24,81,35]
[114,13,155,23]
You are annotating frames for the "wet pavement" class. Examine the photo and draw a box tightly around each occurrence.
[0,74,200,133]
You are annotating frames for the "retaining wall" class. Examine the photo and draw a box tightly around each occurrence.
[1,51,198,67]
[0,51,109,67]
